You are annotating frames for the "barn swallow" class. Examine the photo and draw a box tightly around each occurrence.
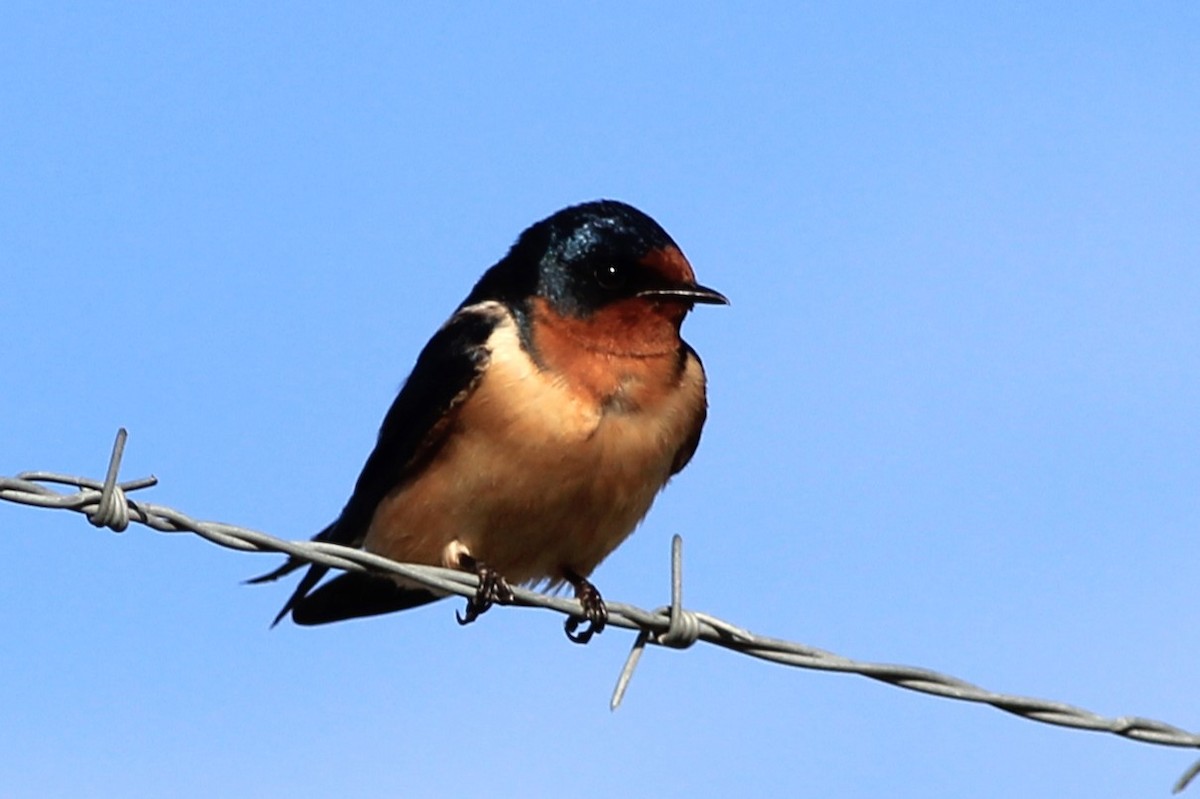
[251,199,726,643]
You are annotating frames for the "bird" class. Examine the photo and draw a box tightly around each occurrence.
[251,199,727,643]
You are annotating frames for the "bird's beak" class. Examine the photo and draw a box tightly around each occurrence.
[637,282,730,306]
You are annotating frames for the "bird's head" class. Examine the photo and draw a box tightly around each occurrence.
[467,200,727,355]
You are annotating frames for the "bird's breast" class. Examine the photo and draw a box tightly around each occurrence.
[364,308,707,585]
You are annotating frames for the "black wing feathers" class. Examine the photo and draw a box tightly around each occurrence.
[669,344,708,477]
[335,307,497,544]
[253,305,500,625]
[290,573,440,626]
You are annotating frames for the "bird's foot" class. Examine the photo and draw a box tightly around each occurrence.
[563,570,607,645]
[455,554,514,626]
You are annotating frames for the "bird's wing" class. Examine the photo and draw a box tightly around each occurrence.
[250,302,505,625]
[669,343,709,477]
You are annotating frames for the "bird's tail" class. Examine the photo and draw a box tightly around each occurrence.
[246,520,339,627]
[246,520,441,626]
[289,572,441,625]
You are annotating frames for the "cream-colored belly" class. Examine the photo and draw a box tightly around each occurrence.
[363,314,705,585]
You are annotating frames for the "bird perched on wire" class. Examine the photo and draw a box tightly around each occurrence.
[252,199,727,643]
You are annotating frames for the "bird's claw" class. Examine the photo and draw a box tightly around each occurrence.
[456,560,513,626]
[564,573,607,644]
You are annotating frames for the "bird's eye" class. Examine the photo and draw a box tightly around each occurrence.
[595,264,626,290]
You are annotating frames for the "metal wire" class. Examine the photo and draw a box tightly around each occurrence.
[3,429,1199,793]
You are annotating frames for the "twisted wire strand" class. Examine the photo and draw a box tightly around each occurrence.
[2,430,1198,793]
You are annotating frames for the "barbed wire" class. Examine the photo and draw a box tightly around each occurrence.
[3,429,1199,793]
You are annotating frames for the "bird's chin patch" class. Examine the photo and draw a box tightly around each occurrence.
[532,296,683,359]
[641,296,691,325]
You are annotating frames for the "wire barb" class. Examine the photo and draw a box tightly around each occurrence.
[659,534,701,648]
[3,428,1200,792]
[611,535,701,710]
[1176,760,1200,794]
[87,428,131,532]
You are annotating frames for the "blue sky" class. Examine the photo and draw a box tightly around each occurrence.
[2,4,1198,797]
